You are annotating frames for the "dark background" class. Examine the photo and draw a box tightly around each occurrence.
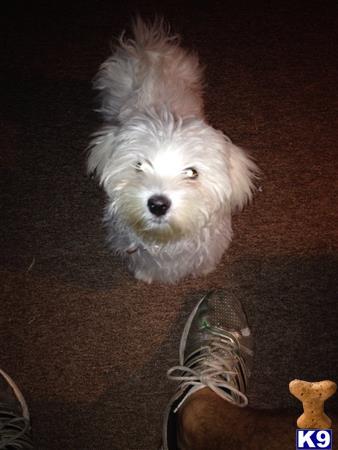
[1,1,337,449]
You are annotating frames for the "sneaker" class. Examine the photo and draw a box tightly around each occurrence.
[0,369,34,449]
[161,291,253,450]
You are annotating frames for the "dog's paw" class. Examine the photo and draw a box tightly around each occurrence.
[134,269,153,284]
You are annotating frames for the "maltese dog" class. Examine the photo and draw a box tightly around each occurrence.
[88,18,258,283]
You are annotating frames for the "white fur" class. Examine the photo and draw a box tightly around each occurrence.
[88,17,258,283]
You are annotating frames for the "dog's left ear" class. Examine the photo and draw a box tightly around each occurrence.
[228,143,258,211]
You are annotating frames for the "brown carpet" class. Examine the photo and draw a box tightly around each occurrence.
[1,1,337,449]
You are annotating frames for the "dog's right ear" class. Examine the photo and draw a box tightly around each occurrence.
[87,126,118,184]
[228,143,259,211]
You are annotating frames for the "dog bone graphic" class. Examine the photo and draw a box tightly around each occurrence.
[289,379,337,429]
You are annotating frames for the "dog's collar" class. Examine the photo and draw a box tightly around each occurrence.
[126,244,139,254]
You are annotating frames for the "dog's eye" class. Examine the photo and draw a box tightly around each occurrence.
[135,161,143,172]
[183,167,198,179]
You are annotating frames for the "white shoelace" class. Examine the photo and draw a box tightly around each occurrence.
[0,369,32,449]
[167,330,251,413]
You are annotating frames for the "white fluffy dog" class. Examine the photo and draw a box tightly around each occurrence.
[88,18,258,283]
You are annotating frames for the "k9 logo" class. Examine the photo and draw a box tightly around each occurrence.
[296,429,332,449]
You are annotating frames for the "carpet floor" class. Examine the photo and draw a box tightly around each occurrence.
[1,1,337,449]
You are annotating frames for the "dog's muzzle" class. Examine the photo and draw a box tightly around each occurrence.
[147,195,171,217]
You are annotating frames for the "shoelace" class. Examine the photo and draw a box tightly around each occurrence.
[0,407,33,449]
[167,328,251,413]
[0,369,33,449]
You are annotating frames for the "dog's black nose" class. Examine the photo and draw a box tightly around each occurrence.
[147,195,171,217]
